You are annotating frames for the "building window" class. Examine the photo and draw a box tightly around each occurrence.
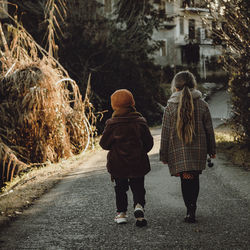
[180,0,185,7]
[105,0,112,13]
[160,40,167,56]
[181,0,195,8]
[180,17,184,35]
[160,0,165,10]
[0,0,8,19]
[188,19,195,39]
[212,21,217,31]
[159,0,166,19]
[199,28,206,41]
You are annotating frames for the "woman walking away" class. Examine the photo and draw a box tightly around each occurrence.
[100,89,153,227]
[160,71,216,223]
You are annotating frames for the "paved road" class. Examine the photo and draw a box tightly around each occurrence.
[0,90,249,249]
[0,127,249,250]
[208,90,232,128]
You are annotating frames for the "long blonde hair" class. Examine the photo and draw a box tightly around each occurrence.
[171,71,197,144]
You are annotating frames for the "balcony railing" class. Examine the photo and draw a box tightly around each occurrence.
[181,1,208,9]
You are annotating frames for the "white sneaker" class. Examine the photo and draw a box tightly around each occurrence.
[134,204,144,218]
[114,212,128,224]
[134,204,147,227]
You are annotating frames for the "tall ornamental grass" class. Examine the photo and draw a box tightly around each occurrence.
[0,11,96,186]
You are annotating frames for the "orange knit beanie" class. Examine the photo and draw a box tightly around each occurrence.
[111,89,135,110]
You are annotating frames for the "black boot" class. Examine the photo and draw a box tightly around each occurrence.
[184,204,196,223]
[181,174,199,223]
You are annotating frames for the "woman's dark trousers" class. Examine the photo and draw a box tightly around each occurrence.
[180,175,200,216]
[114,177,145,213]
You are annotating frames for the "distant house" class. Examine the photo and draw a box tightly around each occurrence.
[151,0,177,67]
[97,0,223,78]
[0,0,8,19]
[152,0,223,78]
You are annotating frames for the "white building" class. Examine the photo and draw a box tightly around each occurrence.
[100,0,223,78]
[152,0,223,78]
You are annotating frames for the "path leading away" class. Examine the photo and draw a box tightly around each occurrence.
[0,127,249,250]
[0,90,249,249]
[208,89,232,128]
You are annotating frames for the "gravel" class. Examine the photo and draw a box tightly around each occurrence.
[0,128,249,250]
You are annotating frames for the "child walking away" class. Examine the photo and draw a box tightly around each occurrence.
[100,89,153,227]
[160,71,216,223]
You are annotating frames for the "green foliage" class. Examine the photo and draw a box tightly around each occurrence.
[115,0,160,30]
[207,0,250,146]
[58,0,165,129]
[6,0,166,131]
[215,125,250,170]
[228,70,249,145]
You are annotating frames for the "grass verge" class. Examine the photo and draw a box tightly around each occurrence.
[215,124,250,171]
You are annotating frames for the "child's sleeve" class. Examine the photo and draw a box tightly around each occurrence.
[160,106,171,163]
[203,105,216,155]
[141,124,154,153]
[99,122,113,150]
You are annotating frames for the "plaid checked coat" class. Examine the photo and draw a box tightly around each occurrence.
[160,90,216,176]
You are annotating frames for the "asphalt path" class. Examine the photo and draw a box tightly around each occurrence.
[208,90,232,128]
[0,127,249,250]
[0,90,249,249]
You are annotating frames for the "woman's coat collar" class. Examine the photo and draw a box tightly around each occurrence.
[168,89,202,103]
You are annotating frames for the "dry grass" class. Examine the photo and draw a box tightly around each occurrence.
[0,8,96,185]
[0,2,99,227]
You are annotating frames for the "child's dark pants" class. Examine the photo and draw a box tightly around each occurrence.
[114,177,145,213]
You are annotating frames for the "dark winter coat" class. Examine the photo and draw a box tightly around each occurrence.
[99,111,154,178]
[160,90,216,176]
